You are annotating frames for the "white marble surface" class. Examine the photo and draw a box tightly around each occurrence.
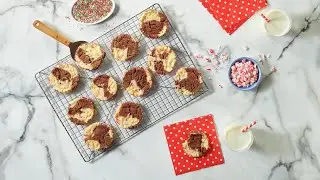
[1,0,320,179]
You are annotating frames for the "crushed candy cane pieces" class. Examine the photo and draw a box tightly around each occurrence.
[212,60,220,67]
[205,57,211,62]
[219,52,229,62]
[271,66,277,72]
[243,45,250,51]
[230,59,259,87]
[208,48,217,57]
[195,54,204,59]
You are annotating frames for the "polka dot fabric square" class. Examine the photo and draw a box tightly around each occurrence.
[164,114,224,175]
[199,0,268,34]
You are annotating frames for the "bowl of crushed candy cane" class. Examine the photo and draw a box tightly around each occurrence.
[71,0,115,25]
[228,57,262,91]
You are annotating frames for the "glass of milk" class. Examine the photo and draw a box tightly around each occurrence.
[263,9,292,36]
[225,123,254,151]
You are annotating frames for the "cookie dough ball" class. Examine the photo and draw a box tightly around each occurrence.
[115,102,143,129]
[140,9,169,39]
[111,34,139,61]
[74,43,105,70]
[67,97,95,125]
[48,64,80,93]
[148,45,176,75]
[182,131,209,158]
[84,122,114,151]
[123,67,153,97]
[91,74,117,100]
[175,67,203,95]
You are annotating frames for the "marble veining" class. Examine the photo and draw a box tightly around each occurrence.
[1,0,320,179]
[277,4,320,60]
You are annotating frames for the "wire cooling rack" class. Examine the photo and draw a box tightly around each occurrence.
[35,3,209,162]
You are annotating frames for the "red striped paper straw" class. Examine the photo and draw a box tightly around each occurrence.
[261,14,271,23]
[242,121,257,132]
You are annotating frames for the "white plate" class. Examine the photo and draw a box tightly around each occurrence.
[71,0,116,25]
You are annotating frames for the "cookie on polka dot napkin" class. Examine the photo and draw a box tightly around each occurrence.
[163,114,224,175]
[199,0,268,34]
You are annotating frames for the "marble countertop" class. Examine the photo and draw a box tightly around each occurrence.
[1,0,320,179]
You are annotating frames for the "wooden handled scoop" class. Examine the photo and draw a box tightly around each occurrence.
[33,20,87,59]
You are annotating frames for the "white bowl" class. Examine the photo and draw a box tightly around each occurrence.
[71,0,116,25]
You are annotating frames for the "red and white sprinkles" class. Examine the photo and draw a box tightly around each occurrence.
[230,59,259,87]
[72,0,113,23]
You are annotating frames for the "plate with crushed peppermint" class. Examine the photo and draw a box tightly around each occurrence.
[71,0,115,25]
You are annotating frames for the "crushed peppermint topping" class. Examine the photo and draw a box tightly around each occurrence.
[230,59,259,87]
[195,54,204,59]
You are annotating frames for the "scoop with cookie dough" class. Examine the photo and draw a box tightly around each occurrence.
[111,34,139,61]
[115,102,143,129]
[48,64,80,93]
[74,43,105,70]
[67,97,95,125]
[175,67,203,96]
[84,122,114,151]
[122,67,153,97]
[148,45,176,75]
[140,9,169,39]
[91,74,118,100]
[182,131,210,158]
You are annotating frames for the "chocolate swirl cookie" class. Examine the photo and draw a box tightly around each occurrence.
[182,131,210,158]
[175,67,203,96]
[74,43,105,70]
[67,97,95,125]
[48,64,80,93]
[111,34,139,61]
[123,67,153,97]
[140,9,169,39]
[91,74,117,100]
[84,122,114,151]
[115,102,143,129]
[147,45,176,75]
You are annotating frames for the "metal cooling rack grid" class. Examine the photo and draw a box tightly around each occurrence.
[35,3,209,162]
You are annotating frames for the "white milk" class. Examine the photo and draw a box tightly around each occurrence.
[263,9,292,36]
[225,124,253,151]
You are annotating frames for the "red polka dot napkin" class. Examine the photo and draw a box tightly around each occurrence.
[199,0,268,34]
[164,114,224,175]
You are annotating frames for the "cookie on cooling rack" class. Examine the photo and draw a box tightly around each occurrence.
[84,122,114,151]
[111,34,139,61]
[115,102,143,129]
[147,45,176,75]
[91,74,117,100]
[123,67,153,97]
[182,131,210,158]
[74,43,105,70]
[48,64,80,93]
[175,67,203,96]
[67,97,95,125]
[140,9,169,39]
